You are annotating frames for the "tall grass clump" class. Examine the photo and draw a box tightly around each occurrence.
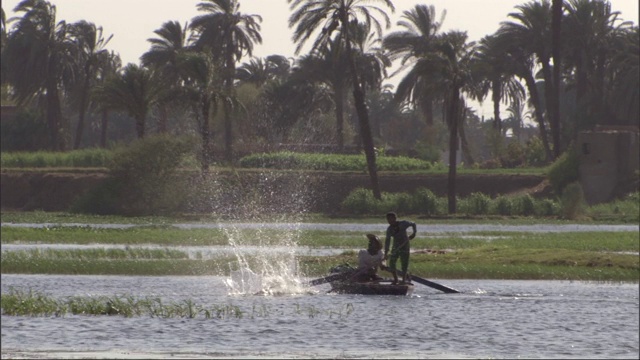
[0,148,113,168]
[71,135,194,216]
[412,188,439,215]
[560,182,588,219]
[463,192,491,215]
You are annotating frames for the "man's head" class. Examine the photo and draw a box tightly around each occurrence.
[386,212,397,225]
[366,234,382,254]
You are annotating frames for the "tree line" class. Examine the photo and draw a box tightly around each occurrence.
[1,0,638,213]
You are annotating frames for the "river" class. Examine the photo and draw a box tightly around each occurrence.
[1,275,638,359]
[1,222,638,358]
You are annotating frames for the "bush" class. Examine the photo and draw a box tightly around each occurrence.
[494,196,514,216]
[465,192,491,215]
[73,135,194,216]
[341,188,378,214]
[535,198,560,216]
[517,194,536,216]
[524,137,547,166]
[412,188,439,215]
[547,147,579,196]
[501,141,525,168]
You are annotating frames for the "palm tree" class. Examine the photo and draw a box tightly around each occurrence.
[68,20,112,149]
[288,0,394,199]
[475,34,525,134]
[396,30,477,213]
[563,0,633,131]
[141,20,191,133]
[384,4,444,128]
[499,0,561,158]
[94,64,161,139]
[607,26,639,125]
[92,50,121,148]
[190,0,262,164]
[3,0,75,150]
[176,51,230,171]
[296,38,351,149]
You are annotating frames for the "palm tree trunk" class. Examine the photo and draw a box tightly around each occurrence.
[74,75,91,149]
[158,103,168,133]
[46,78,62,151]
[334,89,345,150]
[135,115,146,138]
[201,98,211,172]
[551,0,562,152]
[447,88,461,214]
[100,109,109,148]
[224,52,235,165]
[523,72,553,162]
[458,106,474,166]
[492,82,502,133]
[338,6,381,199]
[541,61,560,159]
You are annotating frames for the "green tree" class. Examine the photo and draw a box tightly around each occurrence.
[288,0,394,199]
[67,20,112,149]
[190,0,262,164]
[296,38,351,149]
[563,0,633,131]
[92,50,121,148]
[395,31,478,213]
[141,20,192,133]
[2,0,75,150]
[475,34,525,134]
[93,64,161,139]
[384,4,444,128]
[499,0,561,158]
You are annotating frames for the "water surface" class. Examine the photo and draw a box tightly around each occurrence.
[2,275,638,359]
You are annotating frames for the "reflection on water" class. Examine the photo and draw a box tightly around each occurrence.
[1,275,638,359]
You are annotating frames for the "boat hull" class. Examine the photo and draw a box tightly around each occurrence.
[330,280,414,296]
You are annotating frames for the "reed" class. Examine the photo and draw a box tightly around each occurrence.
[1,289,356,319]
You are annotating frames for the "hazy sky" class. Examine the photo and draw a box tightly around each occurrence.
[3,0,638,118]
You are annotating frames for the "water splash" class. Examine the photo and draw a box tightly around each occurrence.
[214,170,315,296]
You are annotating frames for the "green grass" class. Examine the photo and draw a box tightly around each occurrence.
[0,288,356,319]
[1,224,637,281]
[1,149,113,168]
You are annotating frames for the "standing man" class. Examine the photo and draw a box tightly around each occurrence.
[384,212,417,284]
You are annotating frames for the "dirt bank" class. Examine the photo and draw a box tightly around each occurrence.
[0,170,547,213]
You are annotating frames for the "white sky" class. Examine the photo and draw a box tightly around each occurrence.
[3,0,639,119]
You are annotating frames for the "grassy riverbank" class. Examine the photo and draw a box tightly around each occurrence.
[2,215,638,281]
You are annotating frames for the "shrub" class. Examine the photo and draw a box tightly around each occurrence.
[547,147,579,196]
[73,135,194,216]
[517,194,536,216]
[412,188,439,215]
[524,137,547,166]
[465,192,491,215]
[535,198,560,216]
[341,188,377,214]
[501,141,525,168]
[494,196,514,216]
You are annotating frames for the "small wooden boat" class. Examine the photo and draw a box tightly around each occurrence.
[329,279,414,296]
